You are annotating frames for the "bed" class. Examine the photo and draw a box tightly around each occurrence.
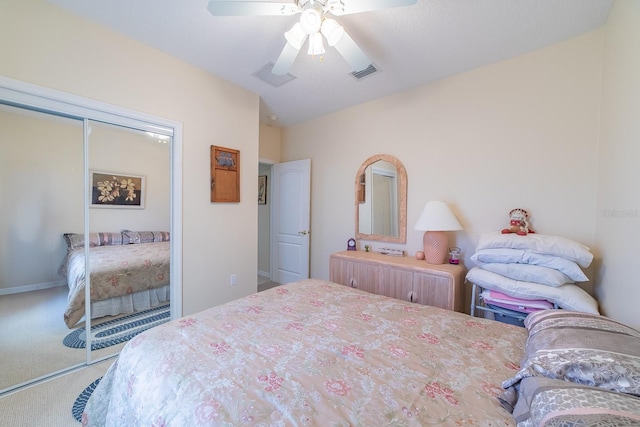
[84,278,528,426]
[62,231,170,328]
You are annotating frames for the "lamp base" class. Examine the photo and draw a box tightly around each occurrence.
[423,231,448,264]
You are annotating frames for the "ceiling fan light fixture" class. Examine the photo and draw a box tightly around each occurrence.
[307,32,325,56]
[320,18,344,46]
[300,8,322,34]
[325,0,345,14]
[285,23,307,49]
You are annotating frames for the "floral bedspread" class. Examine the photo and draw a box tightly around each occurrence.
[64,242,170,328]
[84,279,526,426]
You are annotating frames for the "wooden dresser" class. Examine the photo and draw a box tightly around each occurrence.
[329,251,465,312]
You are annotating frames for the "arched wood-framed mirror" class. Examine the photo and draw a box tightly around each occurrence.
[0,76,182,395]
[355,154,407,244]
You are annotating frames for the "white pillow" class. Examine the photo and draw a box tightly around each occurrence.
[476,232,593,268]
[478,263,573,287]
[466,267,599,314]
[471,248,588,282]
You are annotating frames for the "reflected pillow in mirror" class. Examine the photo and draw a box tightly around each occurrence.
[63,232,124,250]
[122,230,170,244]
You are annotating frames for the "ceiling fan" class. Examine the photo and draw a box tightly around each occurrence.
[207,0,418,75]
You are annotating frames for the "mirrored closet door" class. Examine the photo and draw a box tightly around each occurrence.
[0,77,181,395]
[86,120,171,362]
[0,104,86,392]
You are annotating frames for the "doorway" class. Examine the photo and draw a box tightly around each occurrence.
[258,159,311,287]
[257,161,273,289]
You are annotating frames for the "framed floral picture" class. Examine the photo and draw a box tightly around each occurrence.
[90,171,145,209]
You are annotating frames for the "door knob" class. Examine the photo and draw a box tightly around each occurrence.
[298,230,309,235]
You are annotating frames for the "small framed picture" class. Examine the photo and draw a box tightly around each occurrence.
[258,175,267,205]
[90,171,145,209]
[210,145,240,202]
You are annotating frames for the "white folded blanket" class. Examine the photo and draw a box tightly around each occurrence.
[467,267,599,314]
[478,263,574,287]
[471,248,588,282]
[476,232,593,268]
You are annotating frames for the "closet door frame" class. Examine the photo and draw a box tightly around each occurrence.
[0,75,182,383]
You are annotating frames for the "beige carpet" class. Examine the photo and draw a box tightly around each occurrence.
[0,286,84,390]
[0,286,125,392]
[0,359,113,426]
[258,280,281,292]
[257,273,281,292]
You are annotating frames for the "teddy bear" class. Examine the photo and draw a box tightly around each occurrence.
[501,208,534,236]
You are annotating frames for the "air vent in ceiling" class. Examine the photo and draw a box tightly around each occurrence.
[253,63,297,88]
[350,64,378,80]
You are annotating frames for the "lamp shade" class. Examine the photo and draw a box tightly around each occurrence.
[285,23,307,50]
[414,201,462,232]
[414,201,462,264]
[321,19,344,46]
[307,32,325,55]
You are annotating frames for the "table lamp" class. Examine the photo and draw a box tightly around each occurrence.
[414,201,463,264]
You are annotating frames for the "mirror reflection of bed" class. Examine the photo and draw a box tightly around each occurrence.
[85,121,171,364]
[0,106,171,393]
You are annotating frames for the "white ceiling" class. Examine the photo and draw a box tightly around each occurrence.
[45,0,613,127]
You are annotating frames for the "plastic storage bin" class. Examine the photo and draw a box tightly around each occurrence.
[486,304,526,327]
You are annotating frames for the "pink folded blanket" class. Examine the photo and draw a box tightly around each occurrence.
[481,289,554,313]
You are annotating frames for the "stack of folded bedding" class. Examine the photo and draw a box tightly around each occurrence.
[467,231,599,315]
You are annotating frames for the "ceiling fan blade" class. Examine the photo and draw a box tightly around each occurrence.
[207,0,300,16]
[332,30,371,73]
[327,0,417,16]
[272,42,303,75]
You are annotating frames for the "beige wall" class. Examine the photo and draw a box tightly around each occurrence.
[0,0,260,315]
[596,0,640,328]
[259,123,282,162]
[87,123,171,233]
[0,109,83,289]
[283,30,603,304]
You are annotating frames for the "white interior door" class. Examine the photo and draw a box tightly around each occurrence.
[271,159,310,284]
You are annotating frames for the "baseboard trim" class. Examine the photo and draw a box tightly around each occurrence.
[258,270,270,279]
[0,280,66,296]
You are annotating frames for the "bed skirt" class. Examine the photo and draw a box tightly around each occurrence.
[90,285,170,320]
